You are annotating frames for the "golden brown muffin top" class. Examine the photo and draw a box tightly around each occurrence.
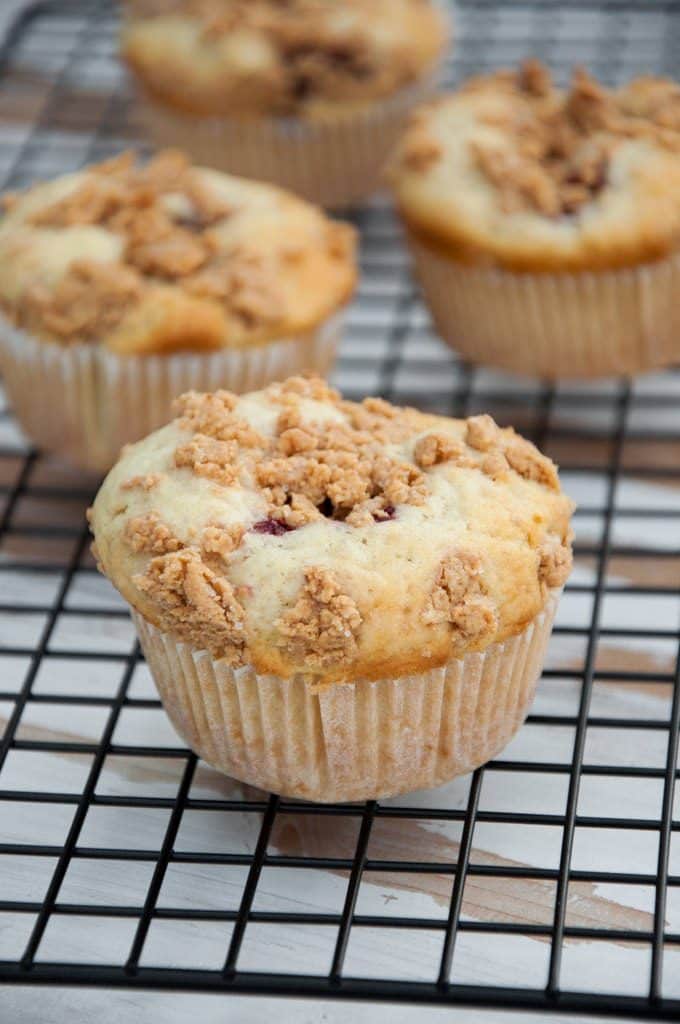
[90,376,574,684]
[0,150,356,353]
[391,62,680,271]
[122,0,449,118]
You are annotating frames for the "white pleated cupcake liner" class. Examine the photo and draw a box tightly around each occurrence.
[132,591,559,803]
[0,311,343,473]
[136,68,441,209]
[408,233,680,379]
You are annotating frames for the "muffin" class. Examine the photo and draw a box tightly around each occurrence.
[121,0,449,208]
[390,61,680,378]
[0,150,356,471]
[89,375,574,802]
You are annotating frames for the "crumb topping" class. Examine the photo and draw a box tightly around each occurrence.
[401,131,444,172]
[19,261,142,345]
[1,151,356,351]
[462,62,680,216]
[121,472,164,491]
[175,389,265,447]
[124,511,184,555]
[274,374,340,404]
[183,250,284,330]
[413,432,472,469]
[170,382,560,529]
[466,414,501,452]
[91,378,573,677]
[466,415,559,490]
[538,533,573,588]
[134,548,247,663]
[256,420,428,517]
[503,434,559,490]
[423,552,498,644]
[201,522,245,564]
[174,434,240,485]
[275,566,362,669]
[481,451,510,480]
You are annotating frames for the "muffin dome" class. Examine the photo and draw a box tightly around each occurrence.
[391,61,680,271]
[122,0,448,119]
[0,150,356,354]
[90,376,574,684]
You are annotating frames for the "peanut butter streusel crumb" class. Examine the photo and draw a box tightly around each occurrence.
[174,390,266,447]
[175,388,236,434]
[466,414,499,452]
[503,433,560,490]
[371,455,428,506]
[278,426,319,455]
[124,512,183,555]
[276,406,303,433]
[126,221,211,279]
[401,131,443,172]
[345,496,394,528]
[20,261,142,344]
[135,548,246,663]
[363,397,399,419]
[121,473,164,491]
[183,175,235,225]
[423,551,498,643]
[465,414,558,488]
[518,57,552,98]
[185,249,284,327]
[175,434,239,485]
[201,522,244,562]
[472,139,562,217]
[276,566,362,669]
[481,450,510,480]
[538,534,573,587]
[257,410,427,517]
[257,455,332,507]
[29,177,129,229]
[413,432,469,468]
[273,375,341,404]
[268,492,323,528]
[343,398,424,444]
[466,62,680,217]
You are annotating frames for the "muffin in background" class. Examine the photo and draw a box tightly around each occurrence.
[390,61,680,378]
[89,375,573,802]
[0,150,356,471]
[121,0,449,208]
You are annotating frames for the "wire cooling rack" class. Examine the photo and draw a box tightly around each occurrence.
[0,0,680,1018]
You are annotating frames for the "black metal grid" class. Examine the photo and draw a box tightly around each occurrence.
[0,0,679,1017]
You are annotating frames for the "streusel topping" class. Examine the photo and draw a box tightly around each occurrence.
[464,62,680,217]
[90,377,574,683]
[122,0,448,118]
[0,151,356,352]
[391,62,680,271]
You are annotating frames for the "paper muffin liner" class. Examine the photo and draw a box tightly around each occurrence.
[0,310,342,473]
[408,233,680,379]
[131,591,559,803]
[135,68,441,209]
